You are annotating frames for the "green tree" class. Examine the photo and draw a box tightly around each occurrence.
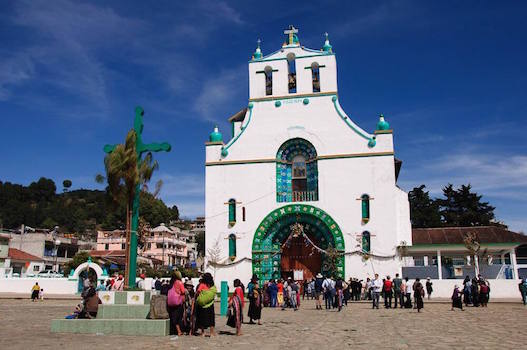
[96,129,159,286]
[438,184,495,226]
[195,231,205,256]
[408,185,442,228]
[62,179,72,192]
[64,251,91,276]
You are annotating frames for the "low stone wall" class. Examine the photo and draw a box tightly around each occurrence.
[0,277,78,294]
[405,279,521,299]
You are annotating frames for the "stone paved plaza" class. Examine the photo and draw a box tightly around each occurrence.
[1,299,526,350]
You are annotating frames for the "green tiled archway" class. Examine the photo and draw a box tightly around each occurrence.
[252,204,345,281]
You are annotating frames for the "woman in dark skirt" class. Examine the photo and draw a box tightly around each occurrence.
[451,285,463,311]
[471,277,480,307]
[247,274,262,325]
[196,273,217,337]
[413,278,424,312]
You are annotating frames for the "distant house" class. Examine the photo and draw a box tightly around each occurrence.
[403,226,527,280]
[3,248,45,277]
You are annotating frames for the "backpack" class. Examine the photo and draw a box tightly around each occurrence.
[148,295,169,319]
[480,284,488,294]
[167,282,185,306]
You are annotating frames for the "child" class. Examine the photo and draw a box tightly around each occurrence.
[65,304,83,319]
[39,288,44,301]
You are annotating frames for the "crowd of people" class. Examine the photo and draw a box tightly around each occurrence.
[53,268,527,339]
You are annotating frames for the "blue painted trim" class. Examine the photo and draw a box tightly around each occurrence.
[221,103,253,157]
[331,95,375,145]
[250,52,334,64]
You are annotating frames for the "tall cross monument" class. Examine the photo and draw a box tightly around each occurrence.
[104,106,171,287]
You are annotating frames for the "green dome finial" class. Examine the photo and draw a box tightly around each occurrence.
[376,114,390,130]
[253,39,262,60]
[323,32,332,53]
[209,125,223,142]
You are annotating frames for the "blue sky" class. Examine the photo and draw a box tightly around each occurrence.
[1,1,526,232]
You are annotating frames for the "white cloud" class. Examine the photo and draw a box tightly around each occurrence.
[155,173,205,197]
[193,66,246,122]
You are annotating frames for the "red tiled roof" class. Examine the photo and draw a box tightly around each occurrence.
[8,248,44,262]
[412,226,527,245]
[89,250,126,257]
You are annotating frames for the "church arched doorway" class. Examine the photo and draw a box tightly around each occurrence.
[252,204,345,282]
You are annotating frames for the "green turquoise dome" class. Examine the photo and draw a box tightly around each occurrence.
[376,114,390,130]
[209,126,223,142]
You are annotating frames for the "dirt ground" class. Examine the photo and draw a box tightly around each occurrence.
[1,298,526,350]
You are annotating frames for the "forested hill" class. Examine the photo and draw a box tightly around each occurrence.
[0,177,179,237]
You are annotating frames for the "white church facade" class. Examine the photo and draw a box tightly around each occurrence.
[205,27,412,284]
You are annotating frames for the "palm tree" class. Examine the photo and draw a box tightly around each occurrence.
[96,129,159,286]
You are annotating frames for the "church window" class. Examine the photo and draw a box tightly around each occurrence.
[361,194,370,222]
[242,206,246,222]
[362,231,371,253]
[287,53,297,93]
[264,66,273,95]
[311,62,320,92]
[276,138,318,202]
[228,198,236,226]
[228,234,236,261]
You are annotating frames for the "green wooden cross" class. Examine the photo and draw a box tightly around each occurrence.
[103,106,171,287]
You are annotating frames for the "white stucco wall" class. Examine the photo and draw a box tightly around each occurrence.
[0,277,77,294]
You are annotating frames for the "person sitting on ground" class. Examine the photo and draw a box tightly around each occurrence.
[82,286,101,318]
[65,304,84,319]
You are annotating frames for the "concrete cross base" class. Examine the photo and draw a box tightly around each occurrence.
[51,319,169,336]
[98,304,150,319]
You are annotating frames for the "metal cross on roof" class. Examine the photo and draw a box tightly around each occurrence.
[284,25,299,45]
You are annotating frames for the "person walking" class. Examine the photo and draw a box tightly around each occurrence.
[404,277,412,308]
[276,279,284,307]
[288,279,298,311]
[479,279,489,307]
[322,275,334,309]
[519,278,527,305]
[471,277,480,307]
[314,273,324,310]
[451,285,463,311]
[196,272,217,337]
[335,277,344,312]
[393,273,402,308]
[383,275,393,308]
[413,278,424,312]
[425,277,433,300]
[248,274,263,324]
[31,282,40,301]
[227,278,244,336]
[268,279,278,307]
[463,276,472,305]
[167,271,186,337]
[371,274,382,309]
